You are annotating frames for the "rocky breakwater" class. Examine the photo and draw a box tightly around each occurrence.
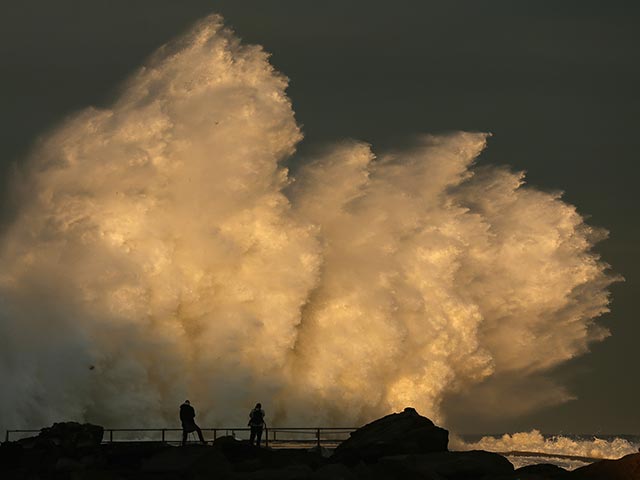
[331,407,513,479]
[1,409,639,479]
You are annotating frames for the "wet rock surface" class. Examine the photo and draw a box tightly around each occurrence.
[569,452,640,479]
[1,412,639,479]
[332,407,449,464]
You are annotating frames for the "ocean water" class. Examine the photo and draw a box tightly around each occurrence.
[455,431,640,470]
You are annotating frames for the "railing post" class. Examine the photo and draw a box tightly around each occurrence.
[5,430,9,442]
[161,429,165,443]
[265,427,269,448]
[213,429,217,441]
[109,430,113,443]
[316,428,321,448]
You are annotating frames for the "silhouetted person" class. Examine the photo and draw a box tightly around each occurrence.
[248,402,266,447]
[179,400,205,445]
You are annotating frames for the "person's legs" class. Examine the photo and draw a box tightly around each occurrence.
[255,427,263,447]
[182,429,188,446]
[249,426,257,446]
[195,425,205,444]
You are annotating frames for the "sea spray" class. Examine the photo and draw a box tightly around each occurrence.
[452,431,640,470]
[0,14,617,431]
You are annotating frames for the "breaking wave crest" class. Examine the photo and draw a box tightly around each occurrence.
[453,431,640,469]
[0,15,618,431]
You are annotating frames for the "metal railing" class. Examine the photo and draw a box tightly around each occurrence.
[5,426,358,449]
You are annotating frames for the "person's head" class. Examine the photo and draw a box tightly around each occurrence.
[255,403,261,409]
[184,400,190,405]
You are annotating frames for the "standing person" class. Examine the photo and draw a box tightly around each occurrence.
[179,400,205,445]
[248,402,266,447]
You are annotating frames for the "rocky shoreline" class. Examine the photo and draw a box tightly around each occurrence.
[1,408,638,479]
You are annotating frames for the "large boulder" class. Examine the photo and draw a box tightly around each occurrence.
[0,423,106,479]
[332,407,448,464]
[0,441,24,470]
[570,452,640,480]
[19,422,104,453]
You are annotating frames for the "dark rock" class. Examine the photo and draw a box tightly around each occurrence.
[234,464,314,480]
[308,445,333,458]
[2,467,40,480]
[0,441,24,469]
[3,423,105,477]
[212,435,273,471]
[101,441,170,469]
[213,436,258,458]
[141,444,230,474]
[191,447,233,476]
[17,444,51,471]
[333,407,448,464]
[375,455,446,480]
[348,461,388,480]
[348,462,372,479]
[55,456,85,471]
[69,471,125,480]
[514,463,569,478]
[19,422,104,454]
[569,452,640,479]
[378,450,514,479]
[310,463,357,480]
[267,449,326,470]
[79,453,107,468]
[212,435,326,472]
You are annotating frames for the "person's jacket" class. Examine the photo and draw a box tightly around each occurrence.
[180,404,196,424]
[248,408,265,427]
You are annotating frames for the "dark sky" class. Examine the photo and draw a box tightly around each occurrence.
[1,0,638,434]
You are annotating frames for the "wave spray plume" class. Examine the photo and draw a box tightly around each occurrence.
[0,15,617,431]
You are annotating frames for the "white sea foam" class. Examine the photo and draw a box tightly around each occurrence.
[506,455,591,471]
[0,14,618,431]
[452,430,640,469]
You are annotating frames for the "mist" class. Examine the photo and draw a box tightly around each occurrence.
[0,15,617,431]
